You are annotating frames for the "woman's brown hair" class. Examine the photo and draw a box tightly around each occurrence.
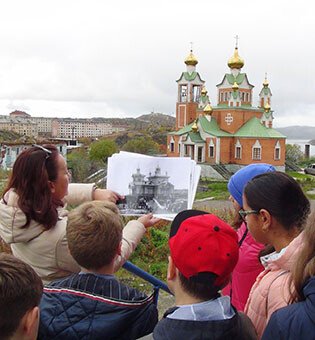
[2,144,63,230]
[290,212,315,303]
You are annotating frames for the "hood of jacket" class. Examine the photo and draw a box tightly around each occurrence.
[0,189,66,244]
[38,286,158,340]
[153,306,256,340]
[268,232,304,272]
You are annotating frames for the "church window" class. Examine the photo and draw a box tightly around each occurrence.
[208,139,215,158]
[225,92,227,101]
[246,93,249,102]
[220,92,223,102]
[274,141,281,160]
[252,140,262,160]
[180,85,187,102]
[170,141,175,152]
[242,92,245,101]
[235,140,242,159]
[193,86,201,103]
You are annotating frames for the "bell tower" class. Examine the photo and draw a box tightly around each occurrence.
[175,46,205,130]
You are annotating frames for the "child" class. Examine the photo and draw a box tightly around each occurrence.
[243,172,310,338]
[151,210,258,340]
[38,201,159,340]
[261,212,315,340]
[222,163,275,311]
[0,253,43,340]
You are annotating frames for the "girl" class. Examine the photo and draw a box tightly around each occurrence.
[261,212,315,340]
[222,163,275,311]
[243,172,310,337]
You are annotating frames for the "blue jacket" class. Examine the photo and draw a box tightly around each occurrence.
[262,276,315,340]
[38,273,158,340]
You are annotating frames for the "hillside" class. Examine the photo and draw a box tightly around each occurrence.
[276,126,315,140]
[136,112,175,127]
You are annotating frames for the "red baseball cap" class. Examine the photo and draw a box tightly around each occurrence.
[169,210,239,286]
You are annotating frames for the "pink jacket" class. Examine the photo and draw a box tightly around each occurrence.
[222,222,265,311]
[244,232,304,338]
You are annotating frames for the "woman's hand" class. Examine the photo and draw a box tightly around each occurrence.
[137,213,161,228]
[93,189,124,204]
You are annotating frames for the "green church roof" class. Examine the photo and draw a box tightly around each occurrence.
[176,72,205,82]
[234,117,285,138]
[188,131,205,143]
[198,116,231,137]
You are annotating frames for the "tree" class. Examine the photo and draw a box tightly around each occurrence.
[285,144,304,163]
[89,139,119,164]
[122,137,159,155]
[67,148,99,182]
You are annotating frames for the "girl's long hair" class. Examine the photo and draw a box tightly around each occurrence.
[290,212,315,303]
[2,145,63,230]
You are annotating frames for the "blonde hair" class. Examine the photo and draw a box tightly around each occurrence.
[290,211,315,303]
[67,201,123,270]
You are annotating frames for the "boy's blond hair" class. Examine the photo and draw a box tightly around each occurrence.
[67,201,123,270]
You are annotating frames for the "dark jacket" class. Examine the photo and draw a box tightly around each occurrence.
[261,276,315,340]
[152,306,258,340]
[38,273,158,340]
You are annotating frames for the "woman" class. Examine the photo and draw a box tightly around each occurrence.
[0,145,159,284]
[222,163,275,311]
[261,212,315,340]
[243,172,310,338]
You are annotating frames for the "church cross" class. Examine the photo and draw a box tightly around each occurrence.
[225,113,234,125]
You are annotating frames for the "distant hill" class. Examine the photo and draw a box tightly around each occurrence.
[93,112,175,129]
[136,112,175,127]
[276,126,315,140]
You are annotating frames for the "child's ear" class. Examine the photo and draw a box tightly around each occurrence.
[116,241,122,256]
[167,256,176,281]
[21,306,39,338]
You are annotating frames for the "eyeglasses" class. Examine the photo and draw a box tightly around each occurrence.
[239,209,260,221]
[32,144,52,159]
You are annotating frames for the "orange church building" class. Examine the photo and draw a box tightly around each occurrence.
[167,43,286,173]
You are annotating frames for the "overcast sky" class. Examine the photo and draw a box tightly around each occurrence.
[0,0,314,127]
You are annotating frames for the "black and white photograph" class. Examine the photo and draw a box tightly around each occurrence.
[107,154,195,218]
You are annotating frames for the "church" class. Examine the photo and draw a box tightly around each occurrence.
[167,42,286,174]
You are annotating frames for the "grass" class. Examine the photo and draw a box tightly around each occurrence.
[195,181,229,200]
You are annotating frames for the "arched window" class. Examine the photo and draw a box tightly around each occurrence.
[274,140,281,160]
[209,139,215,158]
[235,139,242,159]
[252,140,262,160]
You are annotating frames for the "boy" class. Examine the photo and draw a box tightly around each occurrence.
[38,201,158,340]
[150,210,258,340]
[0,253,43,340]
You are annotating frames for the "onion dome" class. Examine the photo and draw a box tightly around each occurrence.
[232,80,239,90]
[201,87,208,95]
[264,102,271,112]
[191,120,198,132]
[185,50,198,66]
[263,74,269,88]
[203,104,213,115]
[228,47,244,69]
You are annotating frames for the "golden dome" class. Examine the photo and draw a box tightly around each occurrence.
[191,120,198,132]
[203,104,213,115]
[228,48,244,69]
[232,80,239,90]
[201,87,207,95]
[263,74,269,87]
[264,102,271,112]
[185,50,198,66]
